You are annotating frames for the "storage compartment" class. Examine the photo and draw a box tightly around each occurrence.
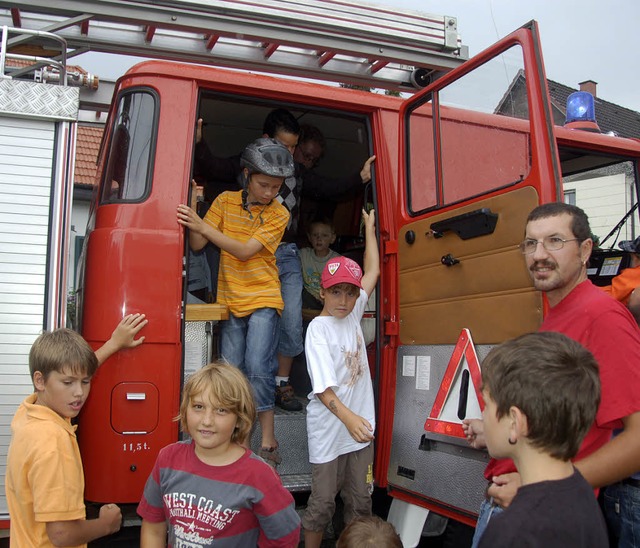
[111,382,160,434]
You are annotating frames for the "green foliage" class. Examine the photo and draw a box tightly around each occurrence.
[67,292,77,329]
[339,83,402,97]
[339,83,373,92]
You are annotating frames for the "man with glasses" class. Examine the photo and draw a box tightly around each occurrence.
[464,202,640,547]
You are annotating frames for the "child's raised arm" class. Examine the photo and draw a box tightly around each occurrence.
[360,208,380,297]
[317,387,374,443]
[177,202,265,260]
[176,180,211,252]
[95,313,147,365]
[176,180,273,261]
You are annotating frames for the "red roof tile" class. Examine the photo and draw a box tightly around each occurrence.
[75,126,104,186]
[6,58,88,74]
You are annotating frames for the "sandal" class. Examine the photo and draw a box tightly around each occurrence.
[259,445,282,469]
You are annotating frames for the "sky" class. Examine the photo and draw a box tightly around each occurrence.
[407,0,640,112]
[76,0,640,112]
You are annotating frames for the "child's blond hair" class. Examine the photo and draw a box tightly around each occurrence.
[179,362,256,444]
[337,515,402,548]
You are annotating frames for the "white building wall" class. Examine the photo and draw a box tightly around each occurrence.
[564,173,634,244]
[68,200,91,292]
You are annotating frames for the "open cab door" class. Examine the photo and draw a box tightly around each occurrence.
[384,21,562,537]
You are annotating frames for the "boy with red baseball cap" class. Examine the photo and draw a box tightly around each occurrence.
[302,209,380,548]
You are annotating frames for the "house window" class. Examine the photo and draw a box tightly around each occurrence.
[564,190,576,205]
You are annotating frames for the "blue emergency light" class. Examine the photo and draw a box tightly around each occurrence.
[564,91,600,132]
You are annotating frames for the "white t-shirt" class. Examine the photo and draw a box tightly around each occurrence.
[305,289,375,464]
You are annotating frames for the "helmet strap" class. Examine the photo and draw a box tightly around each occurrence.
[241,188,269,224]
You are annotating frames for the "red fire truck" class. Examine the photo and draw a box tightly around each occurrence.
[2,1,639,543]
[77,21,640,538]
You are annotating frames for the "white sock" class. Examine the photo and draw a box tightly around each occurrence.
[276,376,289,385]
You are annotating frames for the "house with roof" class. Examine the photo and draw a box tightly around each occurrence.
[551,79,640,245]
[496,73,640,245]
[69,125,102,291]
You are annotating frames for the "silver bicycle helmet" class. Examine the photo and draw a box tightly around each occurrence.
[240,137,295,179]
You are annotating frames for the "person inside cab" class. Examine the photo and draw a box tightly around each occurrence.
[177,137,294,469]
[193,109,375,413]
[601,235,640,306]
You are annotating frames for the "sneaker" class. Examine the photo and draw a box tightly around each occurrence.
[275,381,303,411]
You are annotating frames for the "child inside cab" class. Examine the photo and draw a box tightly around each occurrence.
[300,217,339,311]
[177,137,293,469]
[137,362,300,546]
[302,209,380,548]
[477,331,608,548]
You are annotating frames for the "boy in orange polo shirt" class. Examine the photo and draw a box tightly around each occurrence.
[177,137,294,468]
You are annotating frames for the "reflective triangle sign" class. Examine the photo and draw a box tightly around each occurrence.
[424,328,484,439]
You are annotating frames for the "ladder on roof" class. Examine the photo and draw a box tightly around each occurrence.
[0,0,468,91]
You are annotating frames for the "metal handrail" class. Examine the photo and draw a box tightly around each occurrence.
[0,25,67,84]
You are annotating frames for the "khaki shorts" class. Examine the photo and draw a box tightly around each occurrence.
[302,443,374,532]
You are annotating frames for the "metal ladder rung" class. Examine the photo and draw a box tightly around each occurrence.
[262,42,278,59]
[205,34,218,50]
[144,25,155,43]
[0,0,468,89]
[317,51,334,67]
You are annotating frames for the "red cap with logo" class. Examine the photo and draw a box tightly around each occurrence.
[321,256,363,289]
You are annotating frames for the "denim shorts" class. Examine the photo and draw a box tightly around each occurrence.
[220,308,280,411]
[275,243,304,357]
[471,496,504,548]
[603,480,640,548]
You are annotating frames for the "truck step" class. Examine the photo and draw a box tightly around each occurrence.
[250,401,312,492]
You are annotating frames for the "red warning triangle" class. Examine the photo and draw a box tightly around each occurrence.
[424,328,484,439]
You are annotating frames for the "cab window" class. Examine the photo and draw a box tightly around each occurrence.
[101,89,158,203]
[407,44,531,214]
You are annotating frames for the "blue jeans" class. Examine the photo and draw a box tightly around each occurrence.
[220,308,279,412]
[603,481,640,548]
[471,498,504,548]
[274,243,304,358]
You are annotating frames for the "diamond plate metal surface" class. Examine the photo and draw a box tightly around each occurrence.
[251,402,312,491]
[184,319,312,490]
[388,344,494,516]
[0,79,78,120]
[184,320,210,364]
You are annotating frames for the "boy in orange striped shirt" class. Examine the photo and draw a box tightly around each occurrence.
[177,137,294,468]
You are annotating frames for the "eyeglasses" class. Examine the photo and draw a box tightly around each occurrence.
[518,236,581,255]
